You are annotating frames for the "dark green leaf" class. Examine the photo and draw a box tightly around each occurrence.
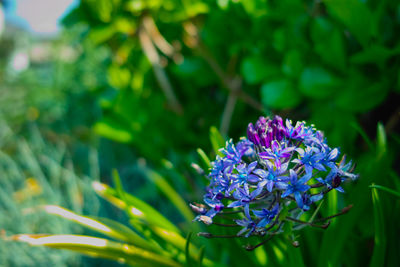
[311,18,346,71]
[282,50,303,77]
[336,76,389,112]
[299,67,339,99]
[370,186,386,266]
[261,79,302,109]
[324,0,373,46]
[241,57,280,84]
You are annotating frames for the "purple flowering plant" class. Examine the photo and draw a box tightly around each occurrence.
[192,116,358,249]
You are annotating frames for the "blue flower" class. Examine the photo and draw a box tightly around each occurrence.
[281,170,312,208]
[292,147,326,174]
[253,204,279,228]
[236,215,257,237]
[228,161,259,193]
[221,139,242,165]
[228,186,263,218]
[253,161,289,192]
[285,119,307,140]
[301,193,323,211]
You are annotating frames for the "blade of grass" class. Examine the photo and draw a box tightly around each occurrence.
[93,181,180,233]
[196,148,211,169]
[198,246,205,267]
[376,122,386,159]
[210,126,225,157]
[370,186,386,266]
[185,232,192,267]
[151,226,213,267]
[42,205,155,251]
[369,184,400,198]
[350,121,374,150]
[145,169,194,224]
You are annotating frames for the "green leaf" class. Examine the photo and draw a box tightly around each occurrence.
[350,44,400,67]
[324,0,373,46]
[210,126,225,156]
[370,186,386,266]
[336,76,389,113]
[88,25,116,45]
[311,18,346,71]
[350,121,374,151]
[241,57,280,84]
[369,184,400,198]
[299,67,339,99]
[198,246,205,267]
[196,148,211,169]
[13,234,181,267]
[254,246,267,265]
[376,122,387,159]
[144,169,194,224]
[93,117,134,143]
[282,50,303,77]
[107,65,131,89]
[261,79,302,109]
[185,2,209,18]
[185,232,192,267]
[150,226,213,267]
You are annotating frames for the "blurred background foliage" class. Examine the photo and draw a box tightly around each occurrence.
[0,0,399,266]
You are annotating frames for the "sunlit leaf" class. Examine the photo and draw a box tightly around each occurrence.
[92,182,180,233]
[42,205,153,250]
[12,234,181,267]
[93,118,134,143]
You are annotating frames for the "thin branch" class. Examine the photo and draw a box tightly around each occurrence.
[142,15,175,58]
[286,216,330,229]
[211,222,241,227]
[244,234,275,251]
[138,24,183,114]
[220,91,238,137]
[197,232,241,239]
[313,204,353,223]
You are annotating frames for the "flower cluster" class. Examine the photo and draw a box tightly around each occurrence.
[192,116,357,241]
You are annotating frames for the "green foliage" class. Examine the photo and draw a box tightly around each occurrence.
[0,122,101,266]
